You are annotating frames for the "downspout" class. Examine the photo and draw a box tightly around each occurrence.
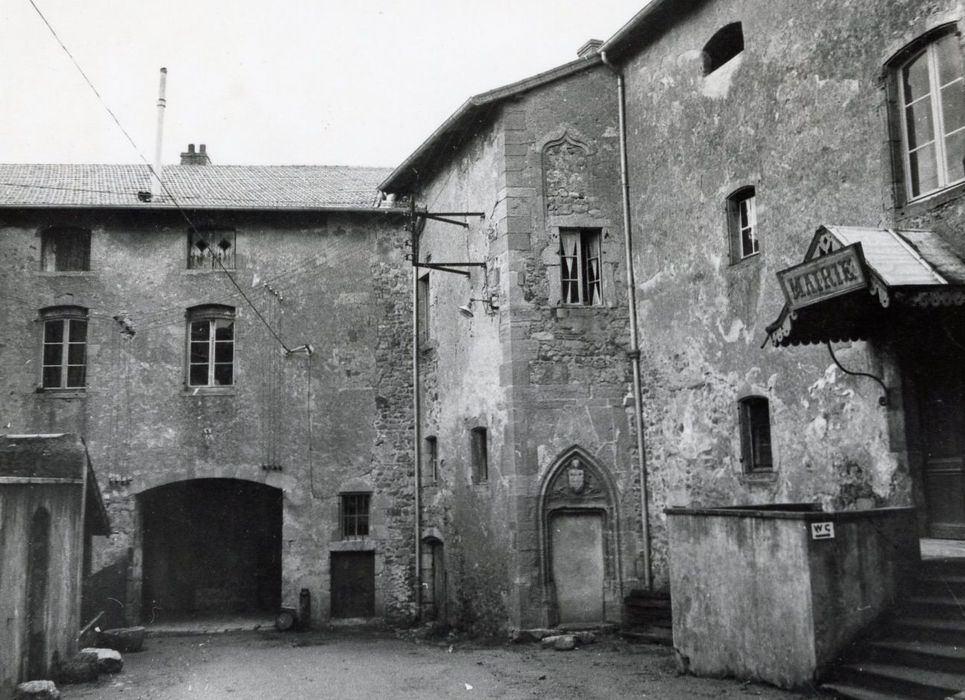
[411,212,424,620]
[600,50,651,590]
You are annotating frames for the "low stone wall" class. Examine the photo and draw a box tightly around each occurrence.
[666,504,918,689]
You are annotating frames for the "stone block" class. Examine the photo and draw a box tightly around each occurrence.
[575,631,596,645]
[54,657,98,685]
[98,626,145,653]
[15,681,61,700]
[553,634,577,651]
[78,648,123,675]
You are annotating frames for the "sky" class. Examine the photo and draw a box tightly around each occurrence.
[1,0,646,168]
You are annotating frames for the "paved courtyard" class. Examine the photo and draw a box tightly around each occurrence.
[62,629,819,699]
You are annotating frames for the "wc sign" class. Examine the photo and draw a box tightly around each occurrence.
[810,521,835,540]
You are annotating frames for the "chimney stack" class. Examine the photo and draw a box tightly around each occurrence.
[151,67,167,199]
[180,143,212,165]
[577,39,603,58]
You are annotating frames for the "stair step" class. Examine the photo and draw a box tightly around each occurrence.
[872,639,965,661]
[838,662,965,695]
[892,616,965,634]
[820,682,917,700]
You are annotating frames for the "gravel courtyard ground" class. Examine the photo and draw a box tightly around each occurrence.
[61,628,822,699]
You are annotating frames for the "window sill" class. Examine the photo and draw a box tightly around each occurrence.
[740,469,777,483]
[728,252,762,269]
[897,181,965,218]
[36,270,94,277]
[35,389,87,399]
[182,268,236,275]
[329,538,376,552]
[182,386,236,397]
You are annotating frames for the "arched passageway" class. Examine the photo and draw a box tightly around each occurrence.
[139,479,282,620]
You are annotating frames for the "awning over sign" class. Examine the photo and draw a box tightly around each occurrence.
[766,225,965,347]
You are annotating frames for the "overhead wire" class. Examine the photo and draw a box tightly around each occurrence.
[26,0,292,353]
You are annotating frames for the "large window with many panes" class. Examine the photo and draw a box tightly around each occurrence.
[40,306,88,389]
[186,305,235,387]
[896,31,965,200]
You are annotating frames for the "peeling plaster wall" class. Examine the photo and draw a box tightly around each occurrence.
[411,65,641,633]
[0,209,415,626]
[619,0,956,586]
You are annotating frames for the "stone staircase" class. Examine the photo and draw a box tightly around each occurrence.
[822,558,965,699]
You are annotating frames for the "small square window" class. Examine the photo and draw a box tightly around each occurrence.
[186,305,235,387]
[40,306,88,389]
[560,228,603,305]
[341,493,371,538]
[41,227,91,271]
[188,228,236,270]
[470,427,488,484]
[727,187,758,262]
[739,396,773,472]
[424,436,439,483]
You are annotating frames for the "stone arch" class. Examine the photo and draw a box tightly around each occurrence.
[537,446,622,626]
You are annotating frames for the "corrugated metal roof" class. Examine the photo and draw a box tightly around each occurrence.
[0,164,392,210]
[823,226,958,286]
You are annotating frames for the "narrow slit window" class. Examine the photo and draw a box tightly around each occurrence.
[470,427,488,484]
[425,436,439,483]
[739,396,773,472]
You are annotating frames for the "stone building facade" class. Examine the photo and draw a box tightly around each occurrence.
[381,57,647,634]
[0,159,415,627]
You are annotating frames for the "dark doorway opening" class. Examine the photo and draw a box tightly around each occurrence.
[140,479,282,620]
[25,507,51,681]
[331,552,375,618]
[421,538,446,622]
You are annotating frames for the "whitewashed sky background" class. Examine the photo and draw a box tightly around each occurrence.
[1,0,645,167]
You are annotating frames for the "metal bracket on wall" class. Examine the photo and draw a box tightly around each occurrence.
[826,341,889,407]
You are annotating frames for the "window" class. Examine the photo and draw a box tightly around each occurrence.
[417,272,430,344]
[186,305,235,387]
[424,436,439,483]
[727,187,758,262]
[340,493,371,538]
[41,227,90,271]
[188,227,236,269]
[896,32,965,200]
[739,396,773,472]
[470,427,488,484]
[40,306,88,389]
[703,22,744,75]
[560,228,602,305]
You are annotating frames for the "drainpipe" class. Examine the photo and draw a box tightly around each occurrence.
[411,215,424,620]
[601,50,651,590]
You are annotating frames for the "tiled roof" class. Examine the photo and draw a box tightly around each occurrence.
[0,164,392,209]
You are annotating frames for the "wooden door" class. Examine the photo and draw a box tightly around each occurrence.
[330,552,375,618]
[550,512,605,623]
[920,359,965,538]
[25,508,51,680]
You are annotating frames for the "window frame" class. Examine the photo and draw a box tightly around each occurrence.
[185,304,236,388]
[40,227,91,272]
[738,396,773,473]
[894,30,965,202]
[727,187,759,264]
[559,227,603,306]
[39,306,89,391]
[424,435,439,484]
[340,492,371,538]
[470,427,488,484]
[187,227,236,270]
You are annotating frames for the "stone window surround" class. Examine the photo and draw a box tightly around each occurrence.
[882,16,965,214]
[725,185,759,265]
[184,304,236,391]
[737,393,775,475]
[38,305,89,392]
[544,215,616,308]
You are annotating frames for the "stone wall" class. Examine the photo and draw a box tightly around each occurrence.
[0,208,415,626]
[410,64,643,634]
[619,0,962,586]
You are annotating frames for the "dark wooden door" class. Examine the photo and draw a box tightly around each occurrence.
[25,508,51,680]
[330,552,375,618]
[920,359,965,538]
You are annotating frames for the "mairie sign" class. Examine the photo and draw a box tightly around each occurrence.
[777,244,867,311]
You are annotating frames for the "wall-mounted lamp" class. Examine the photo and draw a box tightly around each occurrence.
[458,294,499,318]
